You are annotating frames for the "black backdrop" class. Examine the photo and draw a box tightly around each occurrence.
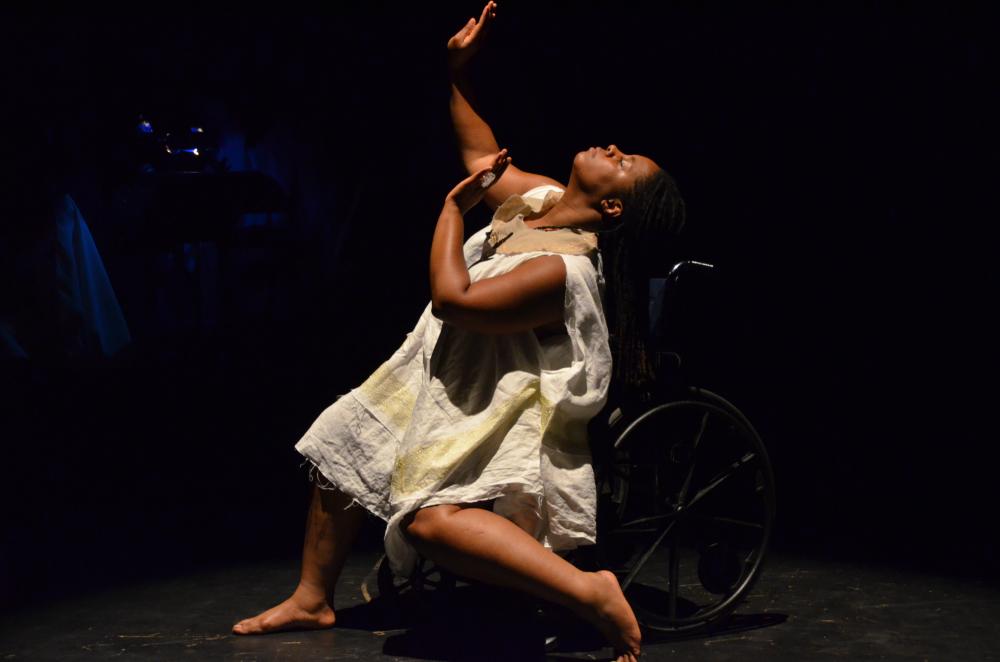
[1,2,996,611]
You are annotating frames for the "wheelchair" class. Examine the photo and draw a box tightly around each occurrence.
[364,260,776,637]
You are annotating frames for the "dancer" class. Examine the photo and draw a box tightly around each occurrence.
[233,4,685,660]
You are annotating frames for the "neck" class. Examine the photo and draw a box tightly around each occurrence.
[523,188,603,233]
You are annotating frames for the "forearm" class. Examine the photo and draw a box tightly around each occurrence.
[429,198,470,311]
[450,67,500,170]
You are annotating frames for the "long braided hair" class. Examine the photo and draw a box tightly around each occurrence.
[599,167,686,400]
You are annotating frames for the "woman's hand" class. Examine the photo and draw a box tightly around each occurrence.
[446,1,498,71]
[445,148,511,215]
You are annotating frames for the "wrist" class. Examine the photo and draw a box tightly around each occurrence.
[448,56,471,77]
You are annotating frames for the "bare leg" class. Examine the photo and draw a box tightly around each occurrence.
[404,505,641,662]
[232,483,366,635]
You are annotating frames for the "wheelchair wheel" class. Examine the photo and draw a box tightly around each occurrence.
[597,387,775,634]
[368,553,457,611]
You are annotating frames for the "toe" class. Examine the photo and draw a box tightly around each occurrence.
[233,618,256,635]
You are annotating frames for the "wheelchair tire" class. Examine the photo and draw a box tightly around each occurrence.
[597,387,775,634]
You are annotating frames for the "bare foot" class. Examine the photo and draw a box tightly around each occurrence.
[232,586,336,635]
[583,570,642,661]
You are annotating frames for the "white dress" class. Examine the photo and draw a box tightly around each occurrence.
[294,185,612,576]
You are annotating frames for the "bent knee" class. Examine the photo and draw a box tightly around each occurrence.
[402,504,462,544]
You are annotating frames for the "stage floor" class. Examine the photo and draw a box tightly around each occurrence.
[1,551,997,661]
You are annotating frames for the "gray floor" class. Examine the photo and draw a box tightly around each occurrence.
[1,551,998,661]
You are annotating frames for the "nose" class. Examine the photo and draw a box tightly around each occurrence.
[606,144,619,156]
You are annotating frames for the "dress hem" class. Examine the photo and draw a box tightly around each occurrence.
[298,456,376,515]
[295,445,597,553]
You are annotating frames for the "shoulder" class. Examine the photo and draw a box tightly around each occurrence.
[558,251,598,276]
[493,253,567,295]
[497,252,593,289]
[558,252,604,299]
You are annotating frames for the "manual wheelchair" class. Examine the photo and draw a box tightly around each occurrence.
[364,260,776,636]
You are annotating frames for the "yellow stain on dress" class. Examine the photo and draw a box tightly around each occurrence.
[391,381,541,496]
[357,360,417,433]
[389,383,591,497]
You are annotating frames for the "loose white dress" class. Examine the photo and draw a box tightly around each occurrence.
[294,185,612,576]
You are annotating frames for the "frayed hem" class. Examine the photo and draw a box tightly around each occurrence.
[298,457,367,512]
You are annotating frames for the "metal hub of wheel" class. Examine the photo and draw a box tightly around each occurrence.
[368,553,457,611]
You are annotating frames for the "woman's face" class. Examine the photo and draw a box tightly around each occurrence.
[570,144,659,199]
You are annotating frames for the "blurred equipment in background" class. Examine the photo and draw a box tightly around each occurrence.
[113,111,290,339]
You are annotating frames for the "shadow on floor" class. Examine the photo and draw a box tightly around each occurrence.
[333,582,788,661]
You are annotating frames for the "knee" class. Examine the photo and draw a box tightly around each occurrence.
[402,504,460,545]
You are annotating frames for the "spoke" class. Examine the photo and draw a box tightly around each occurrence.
[686,514,764,531]
[622,519,677,591]
[711,515,764,530]
[612,465,631,480]
[676,410,711,507]
[619,512,680,529]
[608,527,662,535]
[668,536,680,619]
[685,452,756,511]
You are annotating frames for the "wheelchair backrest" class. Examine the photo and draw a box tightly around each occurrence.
[589,261,717,449]
[649,260,716,351]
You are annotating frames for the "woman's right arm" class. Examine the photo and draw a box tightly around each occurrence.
[448,2,564,209]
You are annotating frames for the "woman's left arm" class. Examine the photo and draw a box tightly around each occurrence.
[430,151,566,335]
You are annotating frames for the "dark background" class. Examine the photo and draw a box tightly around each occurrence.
[1,2,996,612]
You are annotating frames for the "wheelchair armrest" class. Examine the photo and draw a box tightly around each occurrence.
[666,260,715,283]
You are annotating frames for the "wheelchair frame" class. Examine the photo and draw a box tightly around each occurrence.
[366,260,776,637]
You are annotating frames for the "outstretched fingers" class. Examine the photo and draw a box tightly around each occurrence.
[470,1,497,40]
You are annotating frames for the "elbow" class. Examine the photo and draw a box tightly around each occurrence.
[431,296,487,333]
[431,295,457,323]
[431,284,471,323]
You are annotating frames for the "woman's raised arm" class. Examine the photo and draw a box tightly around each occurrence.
[447,2,564,209]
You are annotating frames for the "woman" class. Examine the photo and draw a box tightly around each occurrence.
[233,4,685,660]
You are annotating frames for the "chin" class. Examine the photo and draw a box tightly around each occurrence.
[570,151,590,177]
